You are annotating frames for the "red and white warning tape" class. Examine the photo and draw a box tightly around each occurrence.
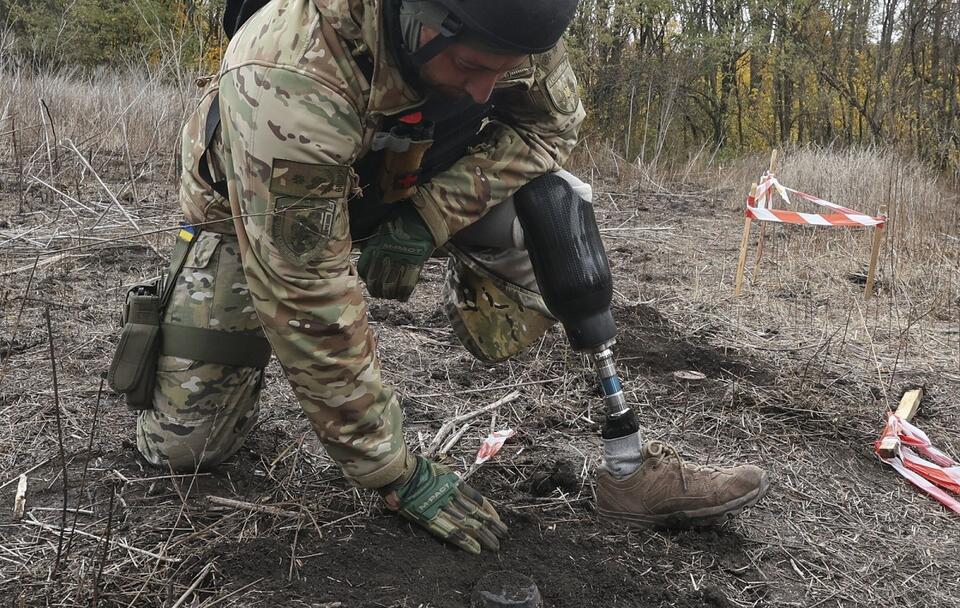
[474,429,515,467]
[875,413,960,514]
[746,172,886,228]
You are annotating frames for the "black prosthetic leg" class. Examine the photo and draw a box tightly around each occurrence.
[513,174,639,441]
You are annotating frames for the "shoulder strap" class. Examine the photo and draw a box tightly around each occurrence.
[197,94,230,200]
[223,0,272,39]
[160,224,199,308]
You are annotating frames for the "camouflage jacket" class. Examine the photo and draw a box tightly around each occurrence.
[181,0,585,245]
[172,0,584,488]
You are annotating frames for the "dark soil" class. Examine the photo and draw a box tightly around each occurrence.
[3,153,958,608]
[526,460,580,497]
[615,304,773,384]
[200,513,742,608]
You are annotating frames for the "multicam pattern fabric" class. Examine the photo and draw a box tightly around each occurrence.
[137,232,264,470]
[147,0,584,488]
[179,88,235,235]
[443,244,556,363]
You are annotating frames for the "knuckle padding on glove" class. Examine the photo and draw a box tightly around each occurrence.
[392,456,507,553]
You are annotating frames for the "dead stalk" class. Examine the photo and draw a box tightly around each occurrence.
[0,255,40,390]
[44,306,70,580]
[91,486,116,608]
[64,138,161,257]
[63,375,104,558]
[39,97,60,175]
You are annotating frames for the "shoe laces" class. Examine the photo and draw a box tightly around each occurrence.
[648,441,689,491]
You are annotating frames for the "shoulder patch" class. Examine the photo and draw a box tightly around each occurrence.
[269,160,350,199]
[544,57,580,116]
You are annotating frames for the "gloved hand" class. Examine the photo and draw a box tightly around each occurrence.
[381,455,508,555]
[357,202,434,301]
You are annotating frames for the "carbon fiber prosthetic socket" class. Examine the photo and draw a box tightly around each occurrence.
[513,175,641,447]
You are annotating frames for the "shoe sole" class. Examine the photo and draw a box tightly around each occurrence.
[597,474,771,529]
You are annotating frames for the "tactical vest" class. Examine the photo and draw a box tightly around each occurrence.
[207,0,498,241]
[348,96,494,241]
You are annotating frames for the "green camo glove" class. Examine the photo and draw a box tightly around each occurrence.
[357,203,434,302]
[383,455,508,555]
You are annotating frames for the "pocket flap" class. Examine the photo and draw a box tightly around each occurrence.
[184,231,222,269]
[107,323,161,393]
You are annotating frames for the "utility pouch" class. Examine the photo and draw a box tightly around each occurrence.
[380,138,433,203]
[372,117,435,205]
[107,278,163,410]
[107,224,199,410]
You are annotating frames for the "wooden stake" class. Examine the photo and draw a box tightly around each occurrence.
[877,388,923,458]
[734,182,758,296]
[864,205,887,299]
[894,388,923,421]
[752,149,779,282]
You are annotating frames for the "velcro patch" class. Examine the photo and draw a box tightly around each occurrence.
[269,160,349,200]
[544,58,580,115]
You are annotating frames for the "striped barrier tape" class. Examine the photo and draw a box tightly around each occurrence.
[474,429,515,467]
[875,413,960,514]
[747,173,886,228]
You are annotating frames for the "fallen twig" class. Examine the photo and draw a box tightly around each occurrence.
[198,577,265,607]
[0,252,71,277]
[13,475,27,520]
[207,495,303,519]
[438,423,472,458]
[171,563,214,608]
[425,391,520,458]
[0,456,57,490]
[24,514,181,563]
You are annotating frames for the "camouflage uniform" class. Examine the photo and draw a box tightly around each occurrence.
[138,0,585,488]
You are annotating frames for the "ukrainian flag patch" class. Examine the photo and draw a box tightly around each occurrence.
[178,223,196,242]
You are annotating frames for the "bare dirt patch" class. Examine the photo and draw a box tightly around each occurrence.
[1,117,958,606]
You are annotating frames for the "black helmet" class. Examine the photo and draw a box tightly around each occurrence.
[436,0,579,55]
[400,0,579,65]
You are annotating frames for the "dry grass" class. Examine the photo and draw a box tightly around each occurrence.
[578,142,959,373]
[1,66,190,157]
[0,72,958,607]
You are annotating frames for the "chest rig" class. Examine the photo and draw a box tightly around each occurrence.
[348,94,496,242]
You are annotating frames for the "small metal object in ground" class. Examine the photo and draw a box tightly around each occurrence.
[471,571,542,608]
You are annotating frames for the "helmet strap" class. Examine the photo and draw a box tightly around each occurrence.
[408,28,457,66]
[399,0,463,66]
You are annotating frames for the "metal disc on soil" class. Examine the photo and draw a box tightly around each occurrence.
[471,571,542,608]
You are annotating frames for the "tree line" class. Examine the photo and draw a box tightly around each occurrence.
[0,1,224,70]
[2,0,958,176]
[570,0,960,176]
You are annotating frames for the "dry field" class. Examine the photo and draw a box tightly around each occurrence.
[1,70,958,607]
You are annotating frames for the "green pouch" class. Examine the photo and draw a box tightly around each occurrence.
[107,278,163,410]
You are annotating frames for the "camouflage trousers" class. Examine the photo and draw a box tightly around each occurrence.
[136,231,264,471]
[136,170,591,473]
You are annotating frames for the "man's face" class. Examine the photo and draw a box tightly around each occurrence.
[417,26,527,104]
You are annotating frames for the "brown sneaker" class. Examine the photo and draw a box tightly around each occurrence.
[596,441,769,528]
